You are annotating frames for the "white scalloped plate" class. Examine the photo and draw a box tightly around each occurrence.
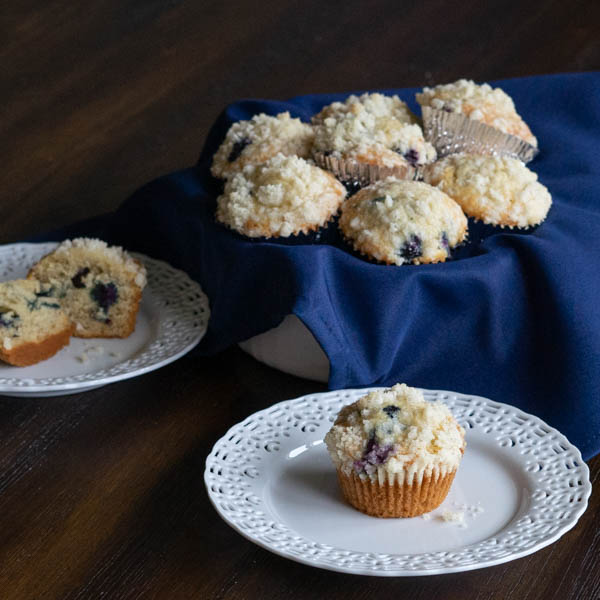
[205,388,591,576]
[0,243,209,397]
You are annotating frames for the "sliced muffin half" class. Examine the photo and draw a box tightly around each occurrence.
[0,279,74,366]
[28,238,147,338]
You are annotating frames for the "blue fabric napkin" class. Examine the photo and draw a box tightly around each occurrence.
[43,72,600,460]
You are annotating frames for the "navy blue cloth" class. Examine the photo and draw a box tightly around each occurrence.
[43,72,600,460]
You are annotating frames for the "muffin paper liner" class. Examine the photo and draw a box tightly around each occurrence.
[313,151,420,186]
[421,107,539,163]
[337,467,457,518]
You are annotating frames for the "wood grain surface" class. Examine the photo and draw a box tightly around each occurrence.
[1,1,599,598]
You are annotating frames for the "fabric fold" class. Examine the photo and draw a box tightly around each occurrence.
[33,72,600,459]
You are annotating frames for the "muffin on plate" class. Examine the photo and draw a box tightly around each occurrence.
[324,383,466,518]
[211,112,314,180]
[339,178,467,265]
[0,279,74,366]
[216,153,346,238]
[312,93,437,184]
[28,238,147,338]
[423,153,552,228]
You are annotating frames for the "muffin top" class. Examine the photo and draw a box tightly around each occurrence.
[312,93,436,168]
[313,92,416,126]
[324,384,466,480]
[423,153,552,228]
[339,178,467,265]
[37,238,147,289]
[211,112,315,179]
[416,79,537,147]
[216,154,346,238]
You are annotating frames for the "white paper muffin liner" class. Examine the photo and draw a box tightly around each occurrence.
[421,107,539,163]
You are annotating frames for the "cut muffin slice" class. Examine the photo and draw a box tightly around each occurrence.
[0,279,74,366]
[28,238,147,338]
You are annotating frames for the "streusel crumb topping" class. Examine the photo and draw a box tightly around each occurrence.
[339,178,467,265]
[211,112,314,179]
[424,154,551,228]
[325,384,466,480]
[312,93,436,167]
[216,154,346,238]
[55,238,146,288]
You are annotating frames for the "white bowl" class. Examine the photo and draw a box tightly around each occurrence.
[239,315,329,382]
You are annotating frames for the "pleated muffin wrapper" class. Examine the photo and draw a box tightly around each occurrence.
[313,151,421,189]
[421,106,539,163]
[337,463,457,518]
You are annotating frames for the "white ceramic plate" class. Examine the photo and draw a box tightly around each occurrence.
[0,242,209,397]
[205,388,592,576]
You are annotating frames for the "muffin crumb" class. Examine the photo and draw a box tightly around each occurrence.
[442,510,466,526]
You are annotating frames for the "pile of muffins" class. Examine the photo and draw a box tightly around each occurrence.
[211,79,552,266]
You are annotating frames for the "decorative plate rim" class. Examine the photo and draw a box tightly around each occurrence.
[205,387,592,577]
[0,242,210,392]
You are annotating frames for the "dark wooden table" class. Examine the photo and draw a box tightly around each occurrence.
[2,1,599,598]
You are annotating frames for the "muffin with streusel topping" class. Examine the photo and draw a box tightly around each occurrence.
[417,80,538,162]
[312,93,437,184]
[211,112,314,180]
[28,238,147,338]
[325,383,466,518]
[423,154,552,228]
[416,79,537,146]
[339,178,467,265]
[216,154,346,238]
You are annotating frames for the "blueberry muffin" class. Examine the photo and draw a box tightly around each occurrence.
[28,238,147,338]
[423,154,552,228]
[325,384,466,518]
[211,112,315,179]
[339,178,467,265]
[0,279,74,366]
[312,93,437,182]
[416,79,537,147]
[216,153,346,238]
